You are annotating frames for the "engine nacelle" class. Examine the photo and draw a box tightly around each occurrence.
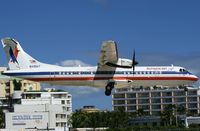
[105,58,133,68]
[116,58,132,67]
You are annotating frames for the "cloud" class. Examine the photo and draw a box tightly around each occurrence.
[62,86,101,98]
[56,60,91,67]
[41,84,102,98]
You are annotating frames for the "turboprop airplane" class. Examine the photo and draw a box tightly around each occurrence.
[1,38,198,96]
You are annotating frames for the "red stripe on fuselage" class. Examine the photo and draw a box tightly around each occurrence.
[26,76,198,82]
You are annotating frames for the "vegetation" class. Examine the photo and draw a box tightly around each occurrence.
[69,104,200,130]
[13,79,22,90]
[70,108,130,129]
[0,108,5,128]
[69,108,191,130]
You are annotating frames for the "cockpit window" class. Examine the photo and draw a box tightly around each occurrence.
[179,68,188,73]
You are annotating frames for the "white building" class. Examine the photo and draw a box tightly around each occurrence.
[6,91,72,130]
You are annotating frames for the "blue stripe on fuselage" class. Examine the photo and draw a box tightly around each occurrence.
[2,72,51,76]
[2,71,191,76]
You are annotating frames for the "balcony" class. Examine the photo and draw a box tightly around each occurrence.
[187,97,197,102]
[127,106,136,111]
[174,98,186,103]
[126,93,136,98]
[138,105,149,110]
[138,99,149,104]
[138,93,149,98]
[113,94,125,99]
[173,91,185,96]
[162,92,172,97]
[162,98,172,103]
[113,100,125,105]
[151,105,161,110]
[151,92,160,97]
[187,91,197,96]
[127,100,136,105]
[151,99,161,104]
[188,103,198,108]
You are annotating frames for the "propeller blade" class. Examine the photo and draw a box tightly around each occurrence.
[132,50,138,74]
[132,50,135,74]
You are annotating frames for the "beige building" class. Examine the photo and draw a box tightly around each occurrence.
[0,77,41,98]
[81,106,100,113]
[112,87,200,116]
[0,67,41,110]
[0,67,40,97]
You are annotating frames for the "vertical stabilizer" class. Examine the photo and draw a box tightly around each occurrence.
[1,38,42,70]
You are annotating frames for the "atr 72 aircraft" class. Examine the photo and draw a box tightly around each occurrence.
[1,38,198,96]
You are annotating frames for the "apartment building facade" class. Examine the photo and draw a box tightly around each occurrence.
[112,87,200,116]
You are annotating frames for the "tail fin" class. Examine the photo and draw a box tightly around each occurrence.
[1,38,42,70]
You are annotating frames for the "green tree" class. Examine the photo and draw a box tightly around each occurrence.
[13,79,22,90]
[69,108,130,129]
[161,104,176,126]
[0,108,5,128]
[70,110,88,128]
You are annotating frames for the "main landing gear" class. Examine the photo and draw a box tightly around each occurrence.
[105,82,115,96]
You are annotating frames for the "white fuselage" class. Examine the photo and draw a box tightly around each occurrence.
[3,65,198,88]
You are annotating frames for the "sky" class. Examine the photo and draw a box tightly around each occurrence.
[0,0,200,110]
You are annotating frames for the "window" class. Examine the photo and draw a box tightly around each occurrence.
[67,100,71,104]
[152,105,161,109]
[113,100,125,105]
[29,87,33,91]
[127,106,136,110]
[179,68,189,73]
[151,92,160,97]
[151,99,161,103]
[113,94,125,98]
[61,100,65,104]
[72,72,79,75]
[127,93,136,98]
[127,100,136,104]
[81,72,91,75]
[138,99,149,104]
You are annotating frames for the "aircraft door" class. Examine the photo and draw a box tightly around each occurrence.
[50,72,56,81]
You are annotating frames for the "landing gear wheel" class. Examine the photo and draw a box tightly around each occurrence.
[105,82,114,96]
[105,89,111,96]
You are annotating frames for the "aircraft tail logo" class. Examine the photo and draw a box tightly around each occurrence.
[9,46,19,64]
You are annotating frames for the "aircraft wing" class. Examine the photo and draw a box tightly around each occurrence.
[97,40,133,70]
[98,40,118,70]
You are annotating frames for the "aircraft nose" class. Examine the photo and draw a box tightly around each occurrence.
[193,75,199,81]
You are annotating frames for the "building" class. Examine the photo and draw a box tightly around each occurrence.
[112,87,200,116]
[5,91,72,130]
[182,116,200,127]
[81,106,100,113]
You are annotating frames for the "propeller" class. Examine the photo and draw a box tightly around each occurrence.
[132,50,138,74]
